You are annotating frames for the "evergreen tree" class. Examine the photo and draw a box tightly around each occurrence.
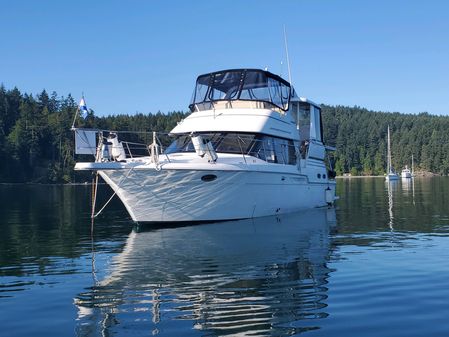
[0,84,448,182]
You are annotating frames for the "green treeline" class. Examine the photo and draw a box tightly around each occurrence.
[322,105,449,176]
[1,85,448,183]
[0,86,187,183]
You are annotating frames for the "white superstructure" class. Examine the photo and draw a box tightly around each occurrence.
[401,154,414,179]
[401,166,412,179]
[74,69,337,223]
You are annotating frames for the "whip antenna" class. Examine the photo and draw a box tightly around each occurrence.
[283,25,293,86]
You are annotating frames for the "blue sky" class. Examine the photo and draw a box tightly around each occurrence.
[1,0,448,116]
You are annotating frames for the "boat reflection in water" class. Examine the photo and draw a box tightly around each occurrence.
[401,175,416,205]
[386,180,397,230]
[75,207,336,336]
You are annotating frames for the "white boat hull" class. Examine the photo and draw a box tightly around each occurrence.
[401,171,412,178]
[386,173,399,181]
[99,168,336,223]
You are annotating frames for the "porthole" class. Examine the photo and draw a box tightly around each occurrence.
[201,174,217,182]
[317,173,321,179]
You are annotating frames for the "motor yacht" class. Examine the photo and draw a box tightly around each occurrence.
[401,166,412,179]
[74,69,337,223]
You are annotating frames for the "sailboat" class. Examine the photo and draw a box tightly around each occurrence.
[385,125,399,181]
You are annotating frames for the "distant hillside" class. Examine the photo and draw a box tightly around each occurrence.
[321,105,449,176]
[0,86,187,183]
[0,85,448,183]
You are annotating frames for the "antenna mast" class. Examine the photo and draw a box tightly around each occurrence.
[283,25,293,86]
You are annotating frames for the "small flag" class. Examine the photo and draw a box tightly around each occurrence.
[79,97,89,119]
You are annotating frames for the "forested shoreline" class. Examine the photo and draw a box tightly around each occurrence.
[322,105,449,176]
[1,85,448,183]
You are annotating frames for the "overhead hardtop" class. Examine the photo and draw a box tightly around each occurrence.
[189,68,291,112]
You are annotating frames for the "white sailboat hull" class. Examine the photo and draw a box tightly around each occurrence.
[99,168,336,223]
[386,173,399,181]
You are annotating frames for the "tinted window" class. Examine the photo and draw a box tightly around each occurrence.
[166,133,297,165]
[190,69,291,111]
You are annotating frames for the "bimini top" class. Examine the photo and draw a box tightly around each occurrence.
[189,69,291,112]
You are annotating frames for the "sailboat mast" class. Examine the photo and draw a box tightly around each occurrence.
[387,126,391,174]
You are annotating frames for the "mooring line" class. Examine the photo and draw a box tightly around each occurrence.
[94,168,134,218]
[91,173,99,234]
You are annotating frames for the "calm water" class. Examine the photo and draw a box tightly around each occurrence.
[1,178,449,337]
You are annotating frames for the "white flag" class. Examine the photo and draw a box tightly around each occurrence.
[79,98,89,119]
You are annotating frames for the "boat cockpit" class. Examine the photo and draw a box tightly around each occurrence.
[189,69,291,112]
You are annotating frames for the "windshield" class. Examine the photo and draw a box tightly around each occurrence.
[189,69,291,112]
[165,132,297,165]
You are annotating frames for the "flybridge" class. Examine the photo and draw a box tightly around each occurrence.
[189,69,291,112]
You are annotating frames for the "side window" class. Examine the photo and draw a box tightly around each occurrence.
[248,135,296,165]
[165,135,195,153]
[273,138,296,165]
[311,106,323,142]
[274,138,289,164]
[297,103,311,142]
[288,140,297,164]
[265,137,276,163]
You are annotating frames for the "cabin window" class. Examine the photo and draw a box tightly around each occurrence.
[295,102,311,158]
[214,133,255,153]
[294,102,322,144]
[311,106,323,142]
[192,82,209,106]
[253,136,295,165]
[165,134,195,153]
[165,132,297,165]
[165,133,256,155]
[190,69,291,111]
[268,77,290,110]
